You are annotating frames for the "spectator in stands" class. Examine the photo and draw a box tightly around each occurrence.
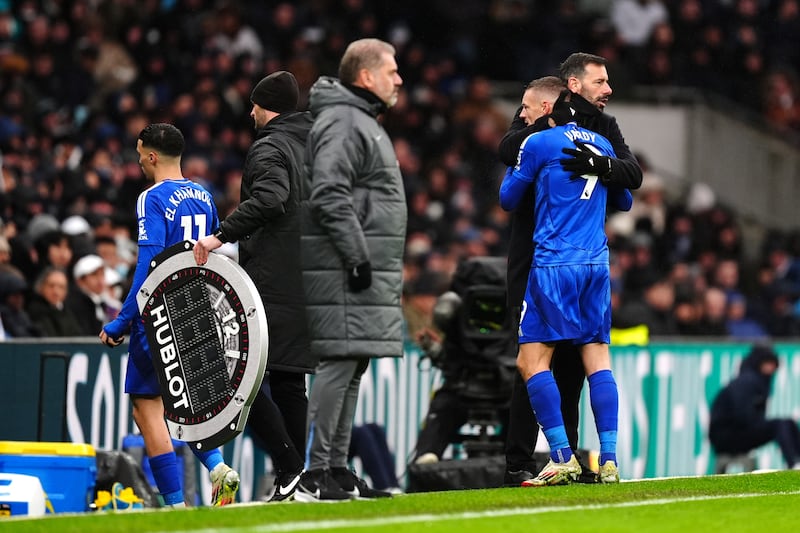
[623,232,662,297]
[765,0,800,68]
[672,291,704,336]
[0,267,40,338]
[31,230,74,284]
[0,236,11,266]
[26,266,82,337]
[66,254,118,336]
[709,344,800,470]
[610,0,669,72]
[725,292,769,339]
[615,272,679,336]
[61,215,95,259]
[208,3,265,64]
[712,259,743,299]
[697,287,730,336]
[762,68,800,132]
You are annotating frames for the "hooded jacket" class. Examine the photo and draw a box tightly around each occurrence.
[217,111,315,373]
[709,346,779,442]
[300,76,407,359]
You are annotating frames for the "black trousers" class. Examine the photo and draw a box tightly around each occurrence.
[504,341,585,472]
[413,383,510,460]
[246,370,308,474]
[266,370,309,454]
[413,385,467,460]
[712,418,800,467]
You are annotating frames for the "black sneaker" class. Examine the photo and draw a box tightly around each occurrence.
[331,467,392,499]
[294,469,352,502]
[266,469,302,502]
[503,469,535,487]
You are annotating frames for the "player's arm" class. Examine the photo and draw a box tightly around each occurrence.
[499,167,530,211]
[497,107,550,167]
[218,148,290,241]
[101,243,160,346]
[499,136,540,211]
[101,190,163,346]
[608,186,633,212]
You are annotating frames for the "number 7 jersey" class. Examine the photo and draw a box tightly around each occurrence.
[500,123,616,268]
[137,178,219,248]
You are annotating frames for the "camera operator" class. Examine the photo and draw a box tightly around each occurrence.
[410,258,516,464]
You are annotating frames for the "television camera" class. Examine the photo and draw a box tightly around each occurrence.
[415,256,517,459]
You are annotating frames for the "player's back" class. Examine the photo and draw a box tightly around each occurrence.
[137,178,219,248]
[517,124,615,267]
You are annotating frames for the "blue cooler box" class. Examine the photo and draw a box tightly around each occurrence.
[0,441,96,513]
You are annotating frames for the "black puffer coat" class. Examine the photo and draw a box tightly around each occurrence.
[217,111,316,374]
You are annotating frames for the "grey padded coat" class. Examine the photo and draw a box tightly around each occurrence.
[300,76,407,359]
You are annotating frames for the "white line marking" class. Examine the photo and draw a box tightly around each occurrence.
[164,490,800,533]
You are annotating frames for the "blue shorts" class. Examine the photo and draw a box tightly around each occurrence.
[124,321,160,396]
[519,264,611,345]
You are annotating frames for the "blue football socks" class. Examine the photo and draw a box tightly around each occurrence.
[149,452,183,505]
[588,369,619,465]
[192,447,224,473]
[527,371,572,463]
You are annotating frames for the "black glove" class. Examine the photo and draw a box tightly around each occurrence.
[547,89,577,127]
[348,261,372,292]
[560,139,613,183]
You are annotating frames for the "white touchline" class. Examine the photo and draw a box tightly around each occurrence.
[163,490,800,533]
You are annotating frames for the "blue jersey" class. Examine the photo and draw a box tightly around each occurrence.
[500,123,616,268]
[137,178,219,249]
[104,177,219,394]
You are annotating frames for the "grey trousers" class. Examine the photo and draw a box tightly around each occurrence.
[306,358,370,471]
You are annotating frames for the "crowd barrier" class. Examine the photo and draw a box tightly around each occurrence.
[2,338,799,501]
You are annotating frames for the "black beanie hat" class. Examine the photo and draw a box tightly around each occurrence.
[250,71,299,113]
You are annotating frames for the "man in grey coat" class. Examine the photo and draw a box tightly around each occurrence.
[296,38,406,502]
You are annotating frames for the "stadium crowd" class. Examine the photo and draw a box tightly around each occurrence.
[0,0,799,340]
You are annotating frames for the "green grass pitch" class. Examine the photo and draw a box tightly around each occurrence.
[3,471,800,532]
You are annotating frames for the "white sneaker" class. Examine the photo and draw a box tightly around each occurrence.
[522,455,581,487]
[414,453,439,465]
[210,463,240,506]
[599,460,620,483]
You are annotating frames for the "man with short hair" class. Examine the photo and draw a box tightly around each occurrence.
[100,123,240,507]
[498,53,642,486]
[298,38,406,502]
[500,92,624,486]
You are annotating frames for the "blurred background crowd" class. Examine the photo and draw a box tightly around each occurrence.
[0,0,799,340]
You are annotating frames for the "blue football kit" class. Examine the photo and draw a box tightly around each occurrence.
[103,178,219,395]
[500,122,618,345]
